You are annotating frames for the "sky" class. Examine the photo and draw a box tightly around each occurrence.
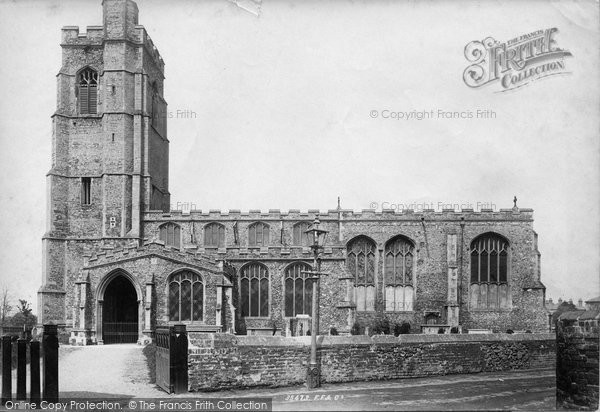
[0,0,598,315]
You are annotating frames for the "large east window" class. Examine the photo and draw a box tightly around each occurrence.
[240,263,269,317]
[77,67,98,114]
[284,262,313,317]
[346,236,376,311]
[384,236,415,311]
[470,233,510,309]
[168,270,204,322]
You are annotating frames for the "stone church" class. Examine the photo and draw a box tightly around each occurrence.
[38,0,548,345]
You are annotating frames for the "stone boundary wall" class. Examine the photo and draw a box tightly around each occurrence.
[556,325,599,410]
[187,333,555,391]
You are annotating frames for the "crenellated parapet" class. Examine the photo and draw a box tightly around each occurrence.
[61,26,105,46]
[60,25,164,76]
[143,207,534,222]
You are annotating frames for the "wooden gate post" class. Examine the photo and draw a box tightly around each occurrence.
[42,324,59,402]
[171,324,188,394]
[30,340,41,404]
[16,337,27,400]
[1,336,11,405]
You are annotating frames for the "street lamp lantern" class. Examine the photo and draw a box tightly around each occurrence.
[306,215,328,251]
[304,214,329,389]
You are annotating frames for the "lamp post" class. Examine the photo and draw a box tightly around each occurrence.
[304,214,328,389]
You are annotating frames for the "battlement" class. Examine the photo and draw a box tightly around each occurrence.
[143,207,534,222]
[60,24,164,74]
[61,26,104,45]
[135,26,165,74]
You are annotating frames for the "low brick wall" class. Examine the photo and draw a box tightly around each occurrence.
[188,333,555,391]
[556,325,599,410]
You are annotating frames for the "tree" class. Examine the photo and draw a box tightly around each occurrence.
[552,301,578,325]
[0,286,12,325]
[16,299,32,317]
[8,299,37,329]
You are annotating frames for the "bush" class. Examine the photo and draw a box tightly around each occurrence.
[450,326,459,334]
[58,329,70,345]
[506,329,514,334]
[142,342,157,384]
[397,322,411,335]
[329,327,338,336]
[371,316,390,335]
[525,330,532,334]
[350,322,362,335]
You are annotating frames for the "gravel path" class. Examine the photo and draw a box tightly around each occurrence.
[59,344,165,398]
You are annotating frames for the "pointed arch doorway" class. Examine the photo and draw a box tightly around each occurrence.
[99,273,140,344]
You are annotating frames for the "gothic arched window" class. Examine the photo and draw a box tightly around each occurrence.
[284,262,313,317]
[159,222,181,249]
[292,222,310,246]
[168,270,204,322]
[384,236,415,311]
[346,236,376,311]
[204,223,225,248]
[77,67,98,114]
[248,222,270,247]
[240,263,269,317]
[470,233,510,309]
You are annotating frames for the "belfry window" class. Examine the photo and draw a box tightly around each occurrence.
[284,262,313,317]
[384,236,415,311]
[470,233,510,309]
[248,222,270,247]
[81,177,91,205]
[204,223,225,247]
[159,222,181,249]
[168,270,203,322]
[77,68,98,114]
[346,236,376,311]
[240,263,269,317]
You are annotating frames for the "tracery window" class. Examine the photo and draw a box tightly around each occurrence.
[346,236,376,311]
[240,263,269,317]
[168,270,203,322]
[248,222,270,247]
[204,223,225,248]
[470,233,510,309]
[284,262,313,317]
[292,222,311,246]
[78,67,98,114]
[384,236,415,311]
[159,222,181,248]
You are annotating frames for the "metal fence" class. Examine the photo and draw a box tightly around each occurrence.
[103,322,138,344]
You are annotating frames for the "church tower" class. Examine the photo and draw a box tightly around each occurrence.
[38,0,169,325]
